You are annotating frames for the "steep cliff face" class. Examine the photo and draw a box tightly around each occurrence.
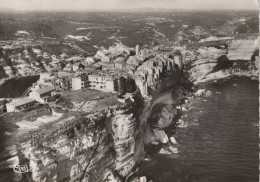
[18,92,146,182]
[19,113,114,182]
[143,82,192,146]
[111,110,136,177]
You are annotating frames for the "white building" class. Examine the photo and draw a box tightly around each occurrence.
[72,63,85,72]
[6,97,36,112]
[63,63,73,71]
[88,75,115,91]
[71,75,88,90]
[95,50,106,59]
[29,86,56,103]
[84,57,95,65]
[239,18,246,22]
[37,73,55,85]
[135,45,140,55]
[101,56,110,63]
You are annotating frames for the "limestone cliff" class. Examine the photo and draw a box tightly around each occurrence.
[188,42,259,84]
[19,113,114,182]
[143,80,192,147]
[17,91,146,182]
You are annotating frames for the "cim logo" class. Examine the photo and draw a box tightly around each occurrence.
[13,165,31,173]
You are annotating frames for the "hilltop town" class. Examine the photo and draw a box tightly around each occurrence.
[1,35,259,114]
[0,42,184,113]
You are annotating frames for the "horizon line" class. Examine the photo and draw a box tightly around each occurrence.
[0,7,258,13]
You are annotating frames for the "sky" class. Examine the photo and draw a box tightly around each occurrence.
[0,0,258,11]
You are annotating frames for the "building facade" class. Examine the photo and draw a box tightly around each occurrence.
[71,75,88,90]
[6,97,36,112]
[88,75,116,92]
[29,86,56,103]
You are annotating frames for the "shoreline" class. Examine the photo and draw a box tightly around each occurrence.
[131,73,258,180]
[134,76,259,182]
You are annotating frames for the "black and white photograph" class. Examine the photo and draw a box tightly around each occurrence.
[0,0,259,181]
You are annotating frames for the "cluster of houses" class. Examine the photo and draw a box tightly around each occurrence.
[133,52,182,95]
[2,85,56,112]
[4,84,57,112]
[1,44,183,112]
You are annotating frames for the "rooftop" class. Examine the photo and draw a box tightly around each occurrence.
[8,97,35,107]
[35,86,56,95]
[88,74,117,81]
[73,62,82,66]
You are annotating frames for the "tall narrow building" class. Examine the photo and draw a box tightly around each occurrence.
[135,45,140,55]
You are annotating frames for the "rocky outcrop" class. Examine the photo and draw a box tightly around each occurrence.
[186,46,228,83]
[227,39,258,60]
[187,40,259,84]
[189,57,258,84]
[197,47,227,60]
[189,61,218,82]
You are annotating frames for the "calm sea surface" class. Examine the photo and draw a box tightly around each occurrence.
[0,75,39,98]
[136,77,259,182]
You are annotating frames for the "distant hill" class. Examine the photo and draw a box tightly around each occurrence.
[119,7,184,12]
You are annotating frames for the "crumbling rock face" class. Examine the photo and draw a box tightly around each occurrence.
[148,104,177,129]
